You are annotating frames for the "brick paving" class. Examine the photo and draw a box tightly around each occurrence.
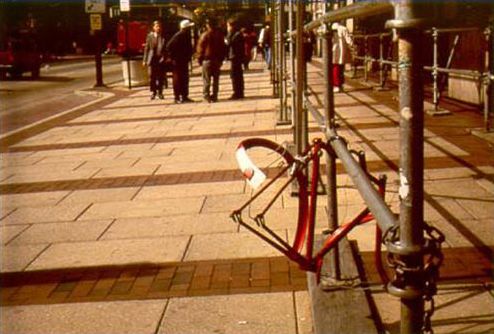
[0,256,306,306]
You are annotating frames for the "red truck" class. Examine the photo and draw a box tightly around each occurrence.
[0,29,42,79]
[116,20,148,56]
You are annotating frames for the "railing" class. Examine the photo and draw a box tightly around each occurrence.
[267,1,468,334]
[352,26,493,130]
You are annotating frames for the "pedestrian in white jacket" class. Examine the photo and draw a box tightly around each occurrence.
[331,22,353,92]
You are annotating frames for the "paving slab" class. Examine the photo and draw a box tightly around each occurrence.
[0,191,70,209]
[92,165,159,178]
[1,225,29,245]
[432,218,494,248]
[58,188,140,206]
[158,292,297,334]
[1,300,167,334]
[25,236,190,271]
[134,181,245,200]
[0,203,91,225]
[371,285,494,334]
[1,243,48,272]
[9,219,113,245]
[1,169,99,184]
[78,197,205,221]
[100,213,236,240]
[455,198,494,220]
[184,232,282,261]
[425,178,494,199]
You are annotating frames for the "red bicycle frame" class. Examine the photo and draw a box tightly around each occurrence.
[231,138,389,283]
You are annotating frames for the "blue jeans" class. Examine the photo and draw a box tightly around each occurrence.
[264,47,271,69]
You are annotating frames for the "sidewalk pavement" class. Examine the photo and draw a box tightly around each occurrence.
[1,58,493,333]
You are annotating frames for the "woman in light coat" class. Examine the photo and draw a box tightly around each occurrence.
[332,22,353,92]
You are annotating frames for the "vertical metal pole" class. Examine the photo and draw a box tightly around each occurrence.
[379,33,384,87]
[94,30,104,87]
[364,36,369,82]
[277,0,289,125]
[295,0,307,154]
[271,0,278,94]
[289,0,296,127]
[487,23,494,132]
[432,28,439,110]
[387,1,426,333]
[272,0,278,96]
[126,14,132,90]
[322,23,340,280]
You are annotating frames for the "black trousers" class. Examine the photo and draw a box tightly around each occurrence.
[172,61,190,100]
[148,61,165,94]
[230,60,244,98]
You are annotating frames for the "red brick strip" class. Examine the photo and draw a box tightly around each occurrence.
[0,257,307,306]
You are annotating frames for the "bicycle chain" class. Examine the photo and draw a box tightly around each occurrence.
[383,222,445,334]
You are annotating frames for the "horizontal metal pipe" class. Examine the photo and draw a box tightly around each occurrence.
[423,66,483,78]
[353,32,392,39]
[325,126,396,232]
[305,97,327,130]
[305,99,397,233]
[286,1,393,38]
[425,26,481,34]
[354,26,481,40]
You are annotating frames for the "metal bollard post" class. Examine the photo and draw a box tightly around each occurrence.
[386,1,428,333]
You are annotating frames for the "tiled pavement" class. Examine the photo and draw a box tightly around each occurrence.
[1,58,493,333]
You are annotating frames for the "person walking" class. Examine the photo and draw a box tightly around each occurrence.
[241,27,257,70]
[167,19,195,103]
[258,24,271,70]
[226,18,245,100]
[142,20,167,100]
[196,17,226,103]
[331,22,353,92]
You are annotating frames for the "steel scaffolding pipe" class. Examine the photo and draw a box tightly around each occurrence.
[321,24,340,280]
[286,1,393,38]
[271,0,279,96]
[295,0,307,154]
[386,1,427,332]
[353,25,493,126]
[288,0,296,127]
[487,20,494,132]
[276,0,290,125]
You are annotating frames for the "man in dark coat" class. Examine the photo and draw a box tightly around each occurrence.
[142,20,167,100]
[167,19,195,103]
[196,17,226,103]
[226,18,245,100]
